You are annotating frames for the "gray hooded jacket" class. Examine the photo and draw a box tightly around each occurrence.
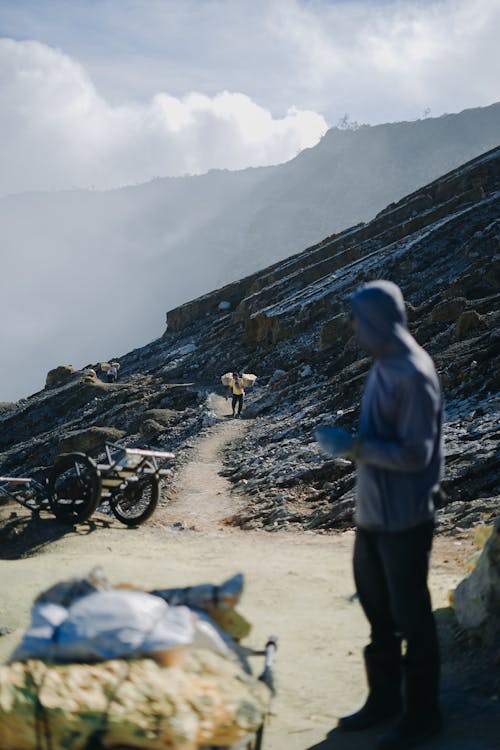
[351,281,443,532]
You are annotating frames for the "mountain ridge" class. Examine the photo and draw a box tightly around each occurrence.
[1,142,498,537]
[1,101,500,401]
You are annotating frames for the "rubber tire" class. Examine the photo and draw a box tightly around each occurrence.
[48,453,101,524]
[109,475,159,527]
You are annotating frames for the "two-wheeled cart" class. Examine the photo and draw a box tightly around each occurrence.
[0,442,175,527]
[0,475,51,515]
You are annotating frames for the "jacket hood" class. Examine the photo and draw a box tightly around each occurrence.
[351,280,409,357]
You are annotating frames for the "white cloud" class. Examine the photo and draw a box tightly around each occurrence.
[1,0,498,195]
[0,0,499,401]
[266,0,500,124]
[0,38,327,195]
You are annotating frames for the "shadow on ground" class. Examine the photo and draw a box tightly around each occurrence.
[306,704,500,750]
[305,724,382,749]
[0,504,113,559]
[306,612,500,750]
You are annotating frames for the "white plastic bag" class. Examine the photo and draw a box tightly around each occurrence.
[11,589,195,663]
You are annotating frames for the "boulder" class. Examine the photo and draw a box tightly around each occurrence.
[58,427,126,455]
[80,368,98,384]
[431,297,467,323]
[454,309,483,339]
[142,409,178,426]
[453,516,500,643]
[140,419,166,438]
[133,409,179,437]
[0,403,16,414]
[45,365,77,389]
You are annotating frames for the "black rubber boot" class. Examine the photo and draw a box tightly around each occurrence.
[376,713,443,749]
[376,659,442,749]
[337,645,402,732]
[338,695,402,732]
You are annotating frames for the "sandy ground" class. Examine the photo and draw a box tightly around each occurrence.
[0,394,497,750]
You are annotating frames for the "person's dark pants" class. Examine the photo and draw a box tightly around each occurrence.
[353,520,440,720]
[232,394,243,415]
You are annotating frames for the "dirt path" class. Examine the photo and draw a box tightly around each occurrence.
[155,392,250,530]
[0,394,497,750]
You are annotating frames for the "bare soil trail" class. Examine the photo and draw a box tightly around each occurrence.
[153,392,251,531]
[0,394,498,750]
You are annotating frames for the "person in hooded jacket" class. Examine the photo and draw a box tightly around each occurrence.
[315,280,443,750]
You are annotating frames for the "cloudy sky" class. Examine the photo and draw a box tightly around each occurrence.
[0,0,499,403]
[1,0,499,197]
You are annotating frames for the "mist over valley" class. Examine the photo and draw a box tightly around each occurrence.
[1,102,500,402]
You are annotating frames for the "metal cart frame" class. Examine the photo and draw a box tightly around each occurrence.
[0,442,175,527]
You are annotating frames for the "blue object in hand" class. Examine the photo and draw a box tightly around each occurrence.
[314,425,354,457]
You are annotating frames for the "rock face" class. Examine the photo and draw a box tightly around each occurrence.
[45,365,77,389]
[57,426,127,456]
[453,518,500,643]
[4,103,500,405]
[1,146,499,535]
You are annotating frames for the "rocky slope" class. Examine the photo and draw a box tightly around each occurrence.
[3,102,500,402]
[1,145,498,535]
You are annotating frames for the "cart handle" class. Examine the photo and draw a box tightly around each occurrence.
[258,635,278,695]
[0,476,33,485]
[105,442,175,460]
[123,448,175,459]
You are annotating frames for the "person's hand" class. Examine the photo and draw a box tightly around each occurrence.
[314,425,355,457]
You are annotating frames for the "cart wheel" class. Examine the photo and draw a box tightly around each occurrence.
[48,453,101,523]
[109,475,159,526]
